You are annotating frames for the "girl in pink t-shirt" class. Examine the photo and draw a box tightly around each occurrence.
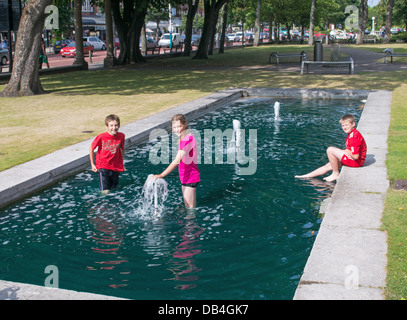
[155,114,200,208]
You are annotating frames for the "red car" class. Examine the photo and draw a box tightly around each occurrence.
[60,41,94,57]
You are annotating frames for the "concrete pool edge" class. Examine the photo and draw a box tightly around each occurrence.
[0,279,127,300]
[0,87,387,300]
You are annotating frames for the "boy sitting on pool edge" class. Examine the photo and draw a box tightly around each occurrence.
[295,114,367,182]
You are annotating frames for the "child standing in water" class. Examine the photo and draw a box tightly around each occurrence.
[295,114,367,182]
[155,114,200,208]
[89,114,125,193]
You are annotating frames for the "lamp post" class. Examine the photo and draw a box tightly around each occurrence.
[371,17,375,34]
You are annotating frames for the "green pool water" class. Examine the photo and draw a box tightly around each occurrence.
[0,97,361,299]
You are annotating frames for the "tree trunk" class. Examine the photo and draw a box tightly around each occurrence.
[111,0,147,65]
[193,0,227,59]
[384,0,394,44]
[0,0,53,97]
[218,2,228,54]
[253,0,261,47]
[357,0,368,45]
[104,0,118,67]
[309,0,316,46]
[208,9,220,55]
[183,0,200,57]
[73,0,88,69]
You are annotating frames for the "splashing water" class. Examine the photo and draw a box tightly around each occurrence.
[140,174,169,218]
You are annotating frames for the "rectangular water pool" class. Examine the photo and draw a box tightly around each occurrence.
[0,96,363,299]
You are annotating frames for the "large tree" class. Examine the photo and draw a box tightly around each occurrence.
[0,0,53,97]
[357,0,368,44]
[73,0,88,69]
[384,0,395,44]
[183,0,200,56]
[193,0,227,59]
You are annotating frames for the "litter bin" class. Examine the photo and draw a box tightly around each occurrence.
[314,40,323,61]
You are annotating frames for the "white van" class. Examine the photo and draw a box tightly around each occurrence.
[158,33,181,47]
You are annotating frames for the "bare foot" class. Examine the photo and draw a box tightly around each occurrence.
[323,173,340,182]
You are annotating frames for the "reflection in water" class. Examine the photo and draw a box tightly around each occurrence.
[166,210,205,291]
[87,200,129,289]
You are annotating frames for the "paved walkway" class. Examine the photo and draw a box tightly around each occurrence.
[264,45,407,74]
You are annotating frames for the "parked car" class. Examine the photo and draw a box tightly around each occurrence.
[83,36,106,50]
[0,48,8,65]
[60,41,94,57]
[139,37,158,49]
[336,30,348,39]
[53,39,71,54]
[227,33,238,42]
[391,27,402,34]
[158,33,181,47]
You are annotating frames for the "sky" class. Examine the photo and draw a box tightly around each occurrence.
[368,0,380,7]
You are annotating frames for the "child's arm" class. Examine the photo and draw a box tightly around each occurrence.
[344,149,360,160]
[89,145,98,172]
[155,149,186,179]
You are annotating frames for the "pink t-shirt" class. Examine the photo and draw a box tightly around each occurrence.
[178,134,200,184]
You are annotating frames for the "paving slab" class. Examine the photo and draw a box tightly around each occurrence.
[0,280,126,300]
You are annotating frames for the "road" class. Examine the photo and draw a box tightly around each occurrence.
[1,40,263,73]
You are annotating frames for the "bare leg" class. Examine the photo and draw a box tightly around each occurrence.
[323,147,345,182]
[295,162,332,179]
[182,186,196,208]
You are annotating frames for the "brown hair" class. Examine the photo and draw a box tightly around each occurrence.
[339,114,355,124]
[105,114,120,127]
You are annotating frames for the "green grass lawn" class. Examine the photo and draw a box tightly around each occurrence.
[1,43,407,299]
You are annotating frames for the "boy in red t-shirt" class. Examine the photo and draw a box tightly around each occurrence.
[295,114,367,182]
[89,114,125,193]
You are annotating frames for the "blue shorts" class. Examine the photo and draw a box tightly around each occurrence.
[98,168,120,191]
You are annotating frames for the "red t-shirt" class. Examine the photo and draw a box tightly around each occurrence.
[91,132,125,172]
[345,128,367,166]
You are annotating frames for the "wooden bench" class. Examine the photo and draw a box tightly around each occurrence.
[162,44,183,53]
[0,64,9,73]
[363,38,377,44]
[269,50,307,64]
[301,57,354,74]
[145,46,160,55]
[383,48,407,63]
